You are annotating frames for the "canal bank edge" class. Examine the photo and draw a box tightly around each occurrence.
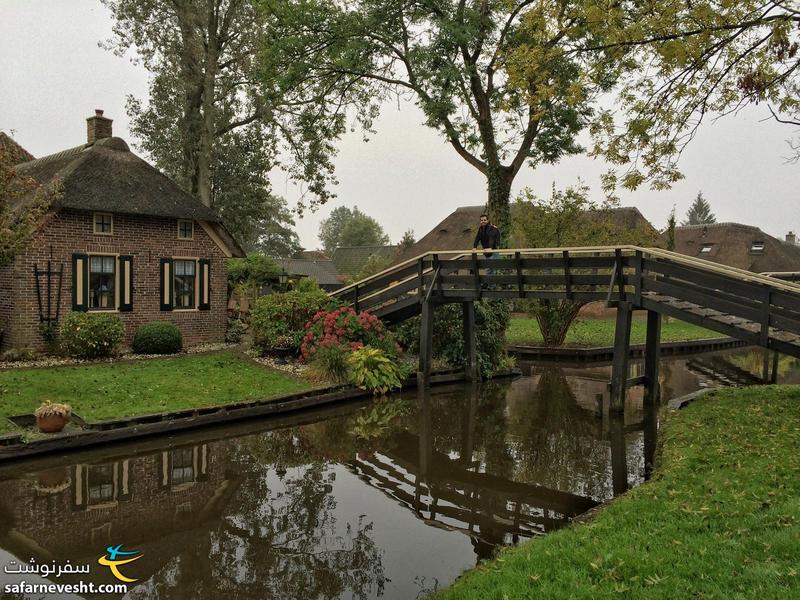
[0,367,521,463]
[434,385,800,600]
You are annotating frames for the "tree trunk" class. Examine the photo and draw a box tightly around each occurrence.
[532,299,586,347]
[486,165,513,244]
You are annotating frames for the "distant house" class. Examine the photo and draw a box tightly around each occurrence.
[282,258,342,291]
[332,245,397,277]
[674,223,800,275]
[0,110,245,351]
[393,205,658,265]
[294,249,330,261]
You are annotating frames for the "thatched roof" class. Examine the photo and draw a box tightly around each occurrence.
[393,205,658,265]
[675,223,800,273]
[295,249,330,260]
[332,245,397,276]
[0,132,35,164]
[10,135,244,256]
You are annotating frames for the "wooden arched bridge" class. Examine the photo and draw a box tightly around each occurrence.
[330,246,800,411]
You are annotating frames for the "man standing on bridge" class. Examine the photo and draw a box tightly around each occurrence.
[472,213,501,256]
[473,213,501,285]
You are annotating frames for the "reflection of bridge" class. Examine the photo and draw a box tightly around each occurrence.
[346,390,656,560]
[686,355,764,387]
[333,246,800,410]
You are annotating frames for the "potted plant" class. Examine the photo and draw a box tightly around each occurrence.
[272,334,296,362]
[34,401,72,433]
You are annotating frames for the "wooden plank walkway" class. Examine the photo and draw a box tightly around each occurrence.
[331,246,800,408]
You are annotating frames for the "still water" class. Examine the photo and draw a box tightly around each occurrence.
[0,348,798,599]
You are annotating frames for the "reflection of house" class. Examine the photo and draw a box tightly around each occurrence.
[0,111,245,351]
[332,245,397,277]
[0,442,238,592]
[674,223,800,275]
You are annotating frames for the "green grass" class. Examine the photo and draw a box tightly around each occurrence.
[0,351,309,434]
[436,386,800,599]
[506,317,724,347]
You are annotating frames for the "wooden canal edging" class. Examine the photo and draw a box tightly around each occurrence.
[331,245,800,412]
[508,336,748,362]
[0,367,520,463]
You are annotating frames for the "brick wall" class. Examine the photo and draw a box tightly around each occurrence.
[0,209,229,351]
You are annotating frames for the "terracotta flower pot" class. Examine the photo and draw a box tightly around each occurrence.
[36,413,70,433]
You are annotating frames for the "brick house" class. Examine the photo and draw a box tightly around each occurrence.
[0,111,244,351]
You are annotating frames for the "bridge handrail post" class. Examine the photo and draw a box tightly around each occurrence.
[760,285,771,348]
[634,250,643,307]
[515,252,523,297]
[417,256,425,303]
[563,250,572,299]
[615,249,625,302]
[353,283,359,312]
[471,252,481,299]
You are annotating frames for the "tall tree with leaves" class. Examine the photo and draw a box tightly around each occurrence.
[512,183,659,346]
[681,192,716,226]
[263,0,622,235]
[552,1,800,189]
[318,206,390,255]
[102,0,351,238]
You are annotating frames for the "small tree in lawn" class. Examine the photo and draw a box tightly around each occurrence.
[681,192,716,226]
[512,183,659,346]
[666,206,677,251]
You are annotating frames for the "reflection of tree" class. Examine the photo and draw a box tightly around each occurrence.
[129,426,387,600]
[505,368,615,500]
[728,350,800,379]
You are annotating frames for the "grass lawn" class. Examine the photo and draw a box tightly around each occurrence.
[0,351,309,434]
[436,385,800,599]
[506,316,724,347]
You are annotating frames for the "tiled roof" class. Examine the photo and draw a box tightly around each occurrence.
[283,258,341,286]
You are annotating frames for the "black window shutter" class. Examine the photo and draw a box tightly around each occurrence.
[160,258,173,311]
[199,258,211,311]
[119,256,133,311]
[71,253,89,312]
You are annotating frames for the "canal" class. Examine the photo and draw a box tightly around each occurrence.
[0,348,798,599]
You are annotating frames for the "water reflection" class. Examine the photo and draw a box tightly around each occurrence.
[0,347,795,598]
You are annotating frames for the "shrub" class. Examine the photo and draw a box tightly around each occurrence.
[0,348,39,362]
[251,289,336,354]
[347,346,408,394]
[132,321,183,354]
[394,300,510,377]
[225,318,246,344]
[300,307,396,362]
[60,312,124,358]
[228,253,280,293]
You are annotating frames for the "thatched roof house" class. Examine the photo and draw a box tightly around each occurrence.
[674,223,800,273]
[283,258,342,290]
[1,110,244,351]
[393,205,658,265]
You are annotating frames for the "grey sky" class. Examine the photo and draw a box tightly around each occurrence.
[2,0,798,250]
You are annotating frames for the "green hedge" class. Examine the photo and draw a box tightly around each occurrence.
[60,312,125,358]
[132,321,183,354]
[251,289,338,354]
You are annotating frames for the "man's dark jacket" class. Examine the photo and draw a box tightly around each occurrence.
[473,224,501,256]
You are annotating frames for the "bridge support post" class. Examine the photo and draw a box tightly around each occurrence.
[418,300,434,388]
[462,302,478,381]
[610,413,628,496]
[644,310,662,407]
[609,301,633,414]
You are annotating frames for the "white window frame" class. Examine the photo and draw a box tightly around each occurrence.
[700,244,713,254]
[177,219,194,240]
[93,212,114,236]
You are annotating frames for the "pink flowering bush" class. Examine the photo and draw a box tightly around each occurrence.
[300,307,397,363]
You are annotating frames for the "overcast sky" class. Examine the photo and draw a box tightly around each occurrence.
[2,0,799,250]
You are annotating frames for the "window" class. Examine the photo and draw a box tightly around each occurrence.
[174,259,196,309]
[87,464,115,505]
[171,448,195,485]
[178,219,194,240]
[89,256,115,309]
[751,241,765,253]
[700,244,713,254]
[94,212,113,235]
